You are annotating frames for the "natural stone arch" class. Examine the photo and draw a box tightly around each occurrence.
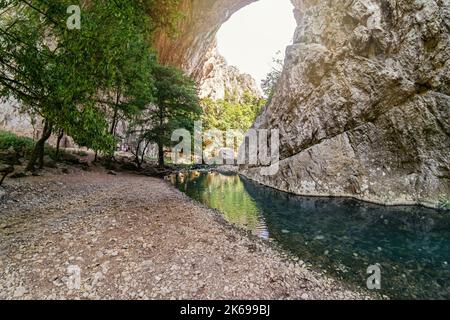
[154,0,261,79]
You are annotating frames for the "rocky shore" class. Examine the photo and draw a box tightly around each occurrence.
[0,169,372,300]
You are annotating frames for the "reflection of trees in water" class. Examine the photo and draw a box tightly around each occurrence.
[173,172,267,234]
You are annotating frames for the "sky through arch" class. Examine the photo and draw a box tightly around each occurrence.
[216,0,296,91]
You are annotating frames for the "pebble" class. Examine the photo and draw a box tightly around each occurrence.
[0,170,372,300]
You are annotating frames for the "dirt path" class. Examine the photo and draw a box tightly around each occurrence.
[0,169,370,299]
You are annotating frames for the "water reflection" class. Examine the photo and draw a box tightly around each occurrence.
[171,172,450,299]
[171,172,269,239]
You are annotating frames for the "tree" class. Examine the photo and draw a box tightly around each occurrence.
[0,0,106,170]
[146,64,201,168]
[261,52,284,98]
[127,109,155,170]
[89,1,156,139]
[202,91,266,132]
[0,1,159,170]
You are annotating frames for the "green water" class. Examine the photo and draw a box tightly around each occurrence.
[171,171,450,300]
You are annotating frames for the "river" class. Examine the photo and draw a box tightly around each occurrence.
[170,171,450,299]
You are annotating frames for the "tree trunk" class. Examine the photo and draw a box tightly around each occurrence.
[94,150,98,163]
[110,89,121,136]
[141,141,151,170]
[110,107,118,136]
[26,120,53,172]
[158,106,165,169]
[55,129,64,159]
[158,141,164,169]
[134,143,142,170]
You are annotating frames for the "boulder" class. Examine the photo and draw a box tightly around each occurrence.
[0,150,19,165]
[43,156,58,168]
[0,186,5,201]
[0,163,14,185]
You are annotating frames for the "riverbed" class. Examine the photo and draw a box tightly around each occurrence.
[0,169,368,299]
[171,171,450,299]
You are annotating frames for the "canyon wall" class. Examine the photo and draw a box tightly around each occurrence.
[241,0,450,208]
[158,0,449,208]
[198,44,261,100]
[155,0,257,78]
[155,0,261,100]
[0,99,40,139]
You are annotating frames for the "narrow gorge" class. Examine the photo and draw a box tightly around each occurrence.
[1,0,449,302]
[156,0,450,208]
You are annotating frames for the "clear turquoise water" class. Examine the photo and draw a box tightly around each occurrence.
[170,171,450,300]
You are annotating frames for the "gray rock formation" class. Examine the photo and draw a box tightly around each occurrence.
[155,0,261,101]
[158,0,449,208]
[199,44,262,100]
[241,0,450,208]
[0,99,40,139]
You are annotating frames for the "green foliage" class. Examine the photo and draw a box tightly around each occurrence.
[87,1,157,133]
[0,130,69,160]
[0,1,163,158]
[439,198,450,211]
[0,130,35,155]
[144,0,183,36]
[0,0,194,169]
[202,92,266,132]
[131,64,201,167]
[261,52,283,98]
[1,1,110,155]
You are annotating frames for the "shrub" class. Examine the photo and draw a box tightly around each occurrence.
[439,198,450,211]
[0,131,35,156]
[72,150,88,157]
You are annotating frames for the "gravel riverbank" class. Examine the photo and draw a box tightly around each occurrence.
[0,169,372,299]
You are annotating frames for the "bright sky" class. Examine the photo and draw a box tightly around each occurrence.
[216,0,296,91]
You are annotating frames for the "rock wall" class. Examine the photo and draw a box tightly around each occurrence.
[155,0,261,100]
[1,0,448,207]
[0,99,40,139]
[157,0,449,208]
[155,0,257,79]
[241,0,450,208]
[198,43,261,100]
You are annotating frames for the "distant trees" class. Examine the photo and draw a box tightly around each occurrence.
[202,92,266,132]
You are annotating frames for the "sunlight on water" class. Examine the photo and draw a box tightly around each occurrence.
[171,172,450,300]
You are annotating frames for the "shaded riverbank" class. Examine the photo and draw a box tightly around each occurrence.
[0,169,369,299]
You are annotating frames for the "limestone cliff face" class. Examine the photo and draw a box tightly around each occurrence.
[155,0,257,79]
[157,0,449,208]
[155,0,261,101]
[241,0,450,208]
[198,44,261,100]
[0,99,40,139]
